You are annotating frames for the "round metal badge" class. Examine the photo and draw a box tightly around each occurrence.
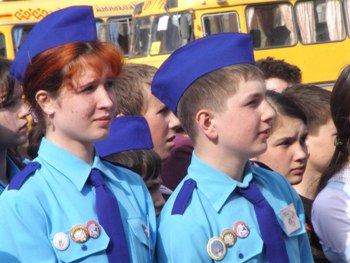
[86,220,101,239]
[221,228,237,247]
[234,221,250,239]
[207,237,226,261]
[70,224,89,243]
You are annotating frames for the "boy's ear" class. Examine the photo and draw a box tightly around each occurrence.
[35,90,55,116]
[195,109,218,140]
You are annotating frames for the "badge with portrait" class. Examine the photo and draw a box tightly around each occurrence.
[279,203,301,234]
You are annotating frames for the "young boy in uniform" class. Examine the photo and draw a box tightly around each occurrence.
[152,33,313,263]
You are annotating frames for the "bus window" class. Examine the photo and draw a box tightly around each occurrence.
[131,16,151,56]
[202,12,240,36]
[295,0,345,44]
[343,0,350,36]
[96,17,131,55]
[12,25,35,53]
[246,3,296,48]
[150,13,193,55]
[0,34,5,57]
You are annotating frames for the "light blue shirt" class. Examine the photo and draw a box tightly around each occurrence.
[157,153,313,263]
[0,138,156,263]
[0,156,21,195]
[312,164,350,263]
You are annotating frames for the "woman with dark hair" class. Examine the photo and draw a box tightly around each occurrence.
[0,6,156,263]
[0,57,29,194]
[312,65,350,263]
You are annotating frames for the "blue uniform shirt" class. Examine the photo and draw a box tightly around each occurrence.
[157,153,313,263]
[0,138,156,262]
[0,156,21,195]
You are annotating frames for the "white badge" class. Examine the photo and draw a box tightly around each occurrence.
[279,203,301,234]
[53,232,70,251]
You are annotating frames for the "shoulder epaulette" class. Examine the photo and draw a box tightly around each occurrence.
[8,162,41,190]
[171,179,197,215]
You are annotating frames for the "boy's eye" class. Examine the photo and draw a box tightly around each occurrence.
[158,107,170,115]
[247,98,261,107]
[277,139,293,147]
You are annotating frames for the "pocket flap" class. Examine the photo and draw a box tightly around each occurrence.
[229,226,263,262]
[51,226,109,263]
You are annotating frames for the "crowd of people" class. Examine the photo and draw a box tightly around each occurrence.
[0,4,348,263]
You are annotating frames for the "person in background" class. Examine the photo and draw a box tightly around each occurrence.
[283,84,334,262]
[114,63,181,161]
[0,6,155,263]
[161,127,193,191]
[95,115,166,216]
[253,90,309,186]
[0,57,30,194]
[312,65,350,263]
[256,56,302,92]
[114,63,182,195]
[153,33,312,262]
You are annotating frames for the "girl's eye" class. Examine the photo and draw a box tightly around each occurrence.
[81,85,96,93]
[2,97,20,108]
[105,80,114,89]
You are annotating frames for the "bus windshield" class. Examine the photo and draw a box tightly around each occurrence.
[130,12,193,57]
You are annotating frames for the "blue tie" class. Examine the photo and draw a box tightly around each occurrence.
[236,181,289,263]
[89,168,130,263]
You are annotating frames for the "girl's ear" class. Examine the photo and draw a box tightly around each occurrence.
[195,109,218,141]
[35,90,55,116]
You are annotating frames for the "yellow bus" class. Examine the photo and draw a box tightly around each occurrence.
[0,0,143,59]
[128,0,350,86]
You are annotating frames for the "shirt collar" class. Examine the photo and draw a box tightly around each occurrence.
[37,137,113,192]
[7,156,20,181]
[189,152,253,212]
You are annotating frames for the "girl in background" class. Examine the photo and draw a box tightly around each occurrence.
[0,58,29,194]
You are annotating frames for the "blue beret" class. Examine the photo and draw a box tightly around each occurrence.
[95,116,154,158]
[10,6,97,83]
[151,33,255,113]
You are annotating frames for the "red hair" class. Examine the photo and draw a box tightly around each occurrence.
[23,42,123,130]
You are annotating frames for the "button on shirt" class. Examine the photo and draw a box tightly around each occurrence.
[312,163,350,263]
[0,138,156,263]
[157,152,313,263]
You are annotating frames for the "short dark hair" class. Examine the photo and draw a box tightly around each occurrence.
[104,149,161,181]
[283,85,331,135]
[266,90,307,126]
[256,56,302,84]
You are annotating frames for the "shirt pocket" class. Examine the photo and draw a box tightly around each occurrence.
[227,226,263,262]
[127,217,152,263]
[50,227,109,263]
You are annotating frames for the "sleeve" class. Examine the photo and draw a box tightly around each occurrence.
[0,191,56,263]
[157,215,212,263]
[312,188,350,262]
